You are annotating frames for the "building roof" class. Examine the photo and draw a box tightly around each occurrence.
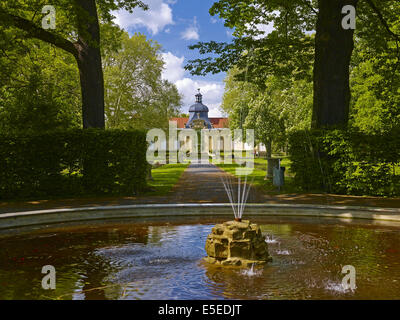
[210,117,229,128]
[170,117,229,129]
[170,117,189,128]
[186,90,212,129]
[169,90,229,129]
[189,103,209,113]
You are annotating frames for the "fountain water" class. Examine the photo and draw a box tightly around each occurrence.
[204,174,272,267]
[220,174,252,222]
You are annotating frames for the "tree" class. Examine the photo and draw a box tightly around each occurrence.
[103,33,182,130]
[312,0,357,128]
[0,0,147,128]
[220,67,258,130]
[245,90,284,158]
[350,38,400,133]
[186,0,400,129]
[221,68,312,157]
[0,36,81,134]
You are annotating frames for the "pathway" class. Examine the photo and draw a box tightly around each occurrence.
[168,161,250,203]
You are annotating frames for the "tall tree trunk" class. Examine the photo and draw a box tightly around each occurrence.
[265,140,274,179]
[75,0,105,129]
[312,0,358,129]
[266,140,272,159]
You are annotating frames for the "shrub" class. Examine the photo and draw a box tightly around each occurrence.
[0,129,148,199]
[288,128,400,196]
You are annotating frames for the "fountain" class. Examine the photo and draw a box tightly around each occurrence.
[1,204,400,299]
[204,175,272,267]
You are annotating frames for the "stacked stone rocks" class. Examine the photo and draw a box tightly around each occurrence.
[204,220,272,267]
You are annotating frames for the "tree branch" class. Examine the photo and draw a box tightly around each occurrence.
[365,0,400,42]
[0,9,78,58]
[302,0,318,15]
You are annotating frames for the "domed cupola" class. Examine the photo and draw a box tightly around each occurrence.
[186,89,213,129]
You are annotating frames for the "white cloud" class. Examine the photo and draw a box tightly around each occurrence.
[244,10,278,39]
[175,78,224,116]
[161,52,224,117]
[161,52,185,83]
[244,22,275,40]
[181,17,199,41]
[181,28,199,41]
[114,0,174,35]
[253,22,275,39]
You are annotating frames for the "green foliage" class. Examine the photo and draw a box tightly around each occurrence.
[0,26,181,134]
[0,38,81,134]
[1,0,147,40]
[0,129,148,199]
[186,0,317,87]
[288,129,400,196]
[103,32,182,131]
[220,67,258,129]
[245,76,312,148]
[350,16,400,134]
[0,1,150,129]
[186,0,399,89]
[221,69,312,152]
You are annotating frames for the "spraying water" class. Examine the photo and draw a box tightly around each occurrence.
[220,174,253,221]
[241,263,262,277]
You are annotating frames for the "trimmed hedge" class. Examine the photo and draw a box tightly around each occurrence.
[288,129,400,196]
[0,129,148,199]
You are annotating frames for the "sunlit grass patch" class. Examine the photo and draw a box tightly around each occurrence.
[146,163,189,196]
[217,156,300,194]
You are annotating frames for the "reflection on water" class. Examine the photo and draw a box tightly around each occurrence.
[0,216,399,300]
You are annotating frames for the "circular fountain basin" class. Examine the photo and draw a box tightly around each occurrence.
[0,208,400,300]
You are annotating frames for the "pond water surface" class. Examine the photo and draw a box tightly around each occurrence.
[0,216,399,300]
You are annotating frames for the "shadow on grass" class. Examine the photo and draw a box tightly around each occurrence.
[145,163,189,197]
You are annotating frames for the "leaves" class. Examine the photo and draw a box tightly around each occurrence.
[288,128,400,196]
[103,32,182,131]
[0,37,81,134]
[185,0,317,86]
[0,129,148,199]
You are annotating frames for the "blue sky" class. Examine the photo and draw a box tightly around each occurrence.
[114,0,234,116]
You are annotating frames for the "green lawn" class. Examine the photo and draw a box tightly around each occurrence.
[254,157,293,177]
[145,163,189,196]
[217,156,301,194]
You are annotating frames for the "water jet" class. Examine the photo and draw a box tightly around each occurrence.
[204,175,271,267]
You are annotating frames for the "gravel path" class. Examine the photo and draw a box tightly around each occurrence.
[168,162,244,203]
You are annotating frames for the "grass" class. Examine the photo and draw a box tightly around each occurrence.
[145,163,189,196]
[217,155,301,195]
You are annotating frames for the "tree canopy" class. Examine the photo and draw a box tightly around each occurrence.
[0,0,148,128]
[186,0,400,128]
[104,33,181,130]
[0,4,182,134]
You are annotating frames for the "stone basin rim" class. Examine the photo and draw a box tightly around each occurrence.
[2,202,400,217]
[0,203,400,232]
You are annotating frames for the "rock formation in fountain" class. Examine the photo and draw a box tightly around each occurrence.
[205,220,272,267]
